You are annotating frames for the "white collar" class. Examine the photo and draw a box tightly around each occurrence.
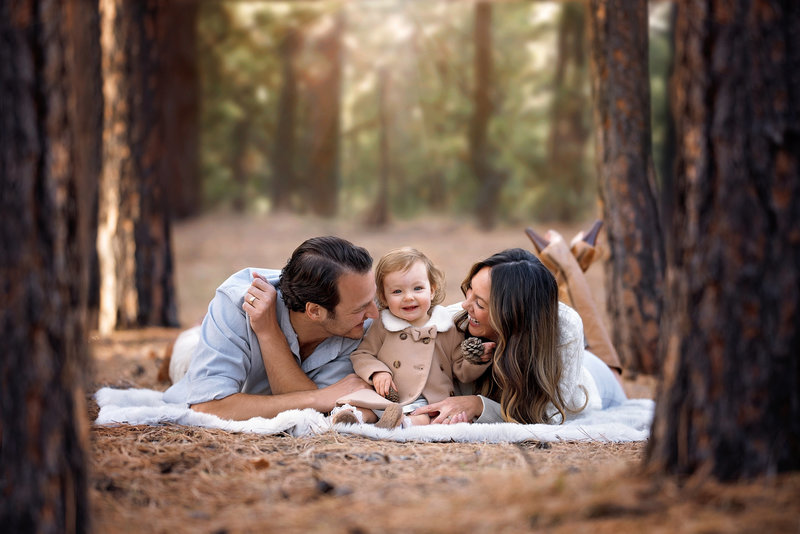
[380,305,454,332]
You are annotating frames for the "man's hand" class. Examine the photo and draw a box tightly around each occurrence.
[243,272,281,337]
[191,374,371,421]
[243,272,314,394]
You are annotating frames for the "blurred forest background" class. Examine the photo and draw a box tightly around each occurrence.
[86,0,674,369]
[192,1,672,223]
[4,1,799,531]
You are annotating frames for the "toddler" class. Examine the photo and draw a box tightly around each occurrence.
[333,247,493,427]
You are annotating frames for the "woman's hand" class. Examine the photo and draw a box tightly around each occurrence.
[411,396,483,424]
[480,341,497,363]
[243,272,281,337]
[371,371,396,398]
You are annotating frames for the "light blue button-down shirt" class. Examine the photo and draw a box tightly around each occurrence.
[163,267,370,406]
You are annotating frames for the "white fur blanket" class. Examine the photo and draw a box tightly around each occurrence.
[94,387,654,443]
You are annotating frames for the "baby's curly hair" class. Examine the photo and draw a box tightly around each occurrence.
[374,247,445,310]
[279,236,372,314]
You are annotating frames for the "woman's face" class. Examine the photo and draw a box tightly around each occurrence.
[462,266,497,340]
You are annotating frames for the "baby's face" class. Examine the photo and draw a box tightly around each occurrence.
[382,261,433,327]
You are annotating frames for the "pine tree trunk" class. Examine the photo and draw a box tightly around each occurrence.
[66,0,103,329]
[159,0,200,220]
[0,0,96,530]
[305,12,343,217]
[272,28,299,212]
[588,0,664,374]
[98,0,178,334]
[368,67,391,227]
[470,2,506,230]
[646,0,800,480]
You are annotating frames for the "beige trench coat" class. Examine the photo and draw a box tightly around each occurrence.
[336,306,490,410]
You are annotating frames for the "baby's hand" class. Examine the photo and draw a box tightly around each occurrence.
[371,372,396,398]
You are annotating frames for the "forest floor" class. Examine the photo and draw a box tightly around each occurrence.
[88,212,800,533]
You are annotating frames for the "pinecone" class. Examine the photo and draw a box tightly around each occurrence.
[384,386,400,403]
[461,337,486,365]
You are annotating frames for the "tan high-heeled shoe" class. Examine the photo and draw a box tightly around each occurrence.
[524,227,559,276]
[524,227,550,254]
[526,220,604,273]
[569,220,603,272]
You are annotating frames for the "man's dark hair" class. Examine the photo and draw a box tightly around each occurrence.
[279,236,373,314]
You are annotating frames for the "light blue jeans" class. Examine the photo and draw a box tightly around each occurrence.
[583,350,627,409]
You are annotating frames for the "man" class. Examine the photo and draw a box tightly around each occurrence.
[163,236,378,420]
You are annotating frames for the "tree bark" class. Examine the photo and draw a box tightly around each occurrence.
[98,0,178,334]
[272,28,299,212]
[67,0,103,329]
[646,0,800,480]
[588,0,664,374]
[1,0,96,530]
[470,2,506,230]
[158,0,200,220]
[304,12,343,217]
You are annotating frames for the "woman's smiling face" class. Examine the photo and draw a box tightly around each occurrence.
[461,266,496,340]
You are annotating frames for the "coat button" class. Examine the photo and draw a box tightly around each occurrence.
[422,337,431,344]
[393,360,401,369]
[449,391,455,396]
[399,333,408,340]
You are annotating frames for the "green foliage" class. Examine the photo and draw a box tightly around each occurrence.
[197,1,667,223]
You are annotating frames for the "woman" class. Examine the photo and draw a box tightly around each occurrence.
[412,231,626,425]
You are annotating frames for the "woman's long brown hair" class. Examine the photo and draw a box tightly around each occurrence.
[456,249,578,424]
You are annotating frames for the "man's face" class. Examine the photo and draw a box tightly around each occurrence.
[320,270,378,339]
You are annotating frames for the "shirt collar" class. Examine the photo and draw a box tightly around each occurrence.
[380,305,454,332]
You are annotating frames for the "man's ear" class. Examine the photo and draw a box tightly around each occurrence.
[305,302,327,321]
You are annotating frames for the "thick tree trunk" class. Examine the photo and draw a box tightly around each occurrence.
[0,0,96,530]
[68,0,103,328]
[470,2,506,230]
[588,0,664,374]
[646,0,800,480]
[159,0,200,220]
[305,13,343,217]
[545,2,591,221]
[272,28,299,212]
[98,0,178,334]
